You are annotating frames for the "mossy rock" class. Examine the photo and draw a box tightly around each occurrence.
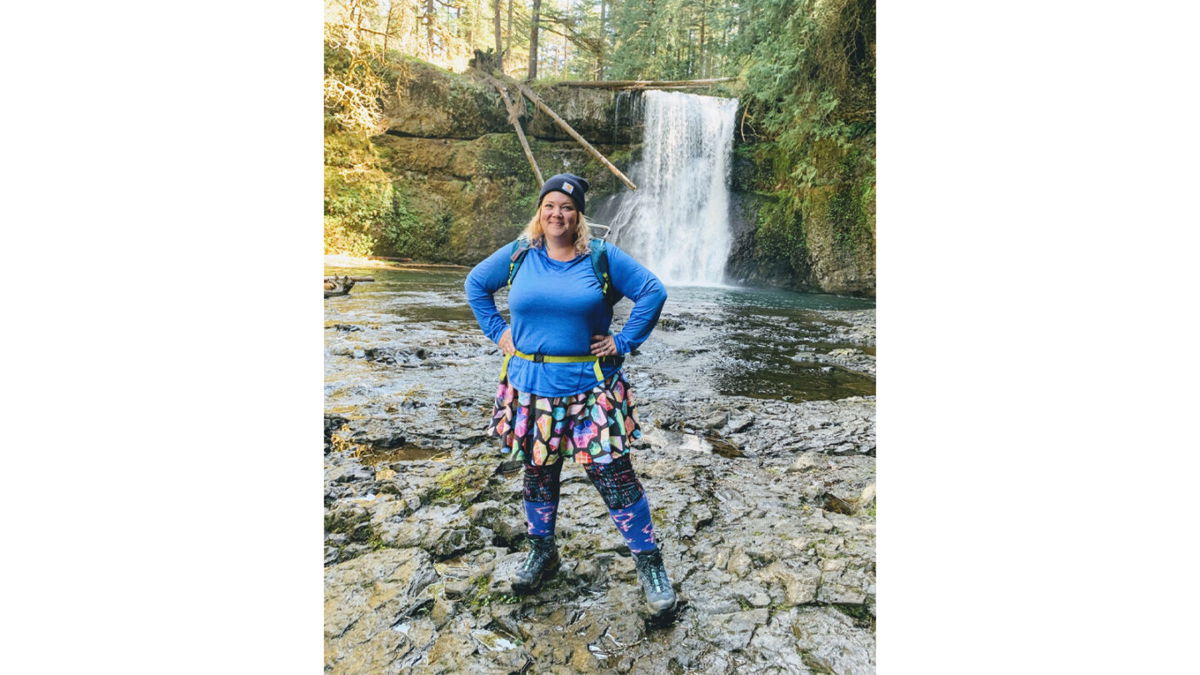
[381,59,507,139]
[526,84,642,145]
[430,463,494,506]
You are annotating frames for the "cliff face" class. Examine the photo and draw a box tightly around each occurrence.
[726,136,876,296]
[326,57,875,296]
[333,58,637,265]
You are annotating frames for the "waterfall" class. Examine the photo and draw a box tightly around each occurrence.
[606,90,739,286]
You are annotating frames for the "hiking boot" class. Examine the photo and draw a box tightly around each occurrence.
[632,548,677,616]
[512,535,559,594]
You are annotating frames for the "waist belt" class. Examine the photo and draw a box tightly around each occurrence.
[499,349,625,383]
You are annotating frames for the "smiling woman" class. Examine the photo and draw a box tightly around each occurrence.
[463,172,678,619]
[522,173,594,259]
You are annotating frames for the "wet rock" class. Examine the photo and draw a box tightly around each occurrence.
[703,411,729,430]
[326,459,374,485]
[704,608,770,651]
[822,492,857,516]
[727,415,754,433]
[859,482,876,510]
[654,395,876,457]
[326,503,372,541]
[488,552,526,595]
[760,560,821,606]
[788,452,821,473]
[466,500,501,527]
[325,415,349,445]
[324,547,439,672]
[791,607,876,673]
[325,301,876,671]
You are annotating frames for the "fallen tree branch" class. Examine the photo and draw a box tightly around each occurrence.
[476,70,544,186]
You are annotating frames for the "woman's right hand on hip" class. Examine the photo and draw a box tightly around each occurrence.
[498,328,515,355]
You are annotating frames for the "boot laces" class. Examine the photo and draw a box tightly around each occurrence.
[639,554,668,593]
[650,565,668,593]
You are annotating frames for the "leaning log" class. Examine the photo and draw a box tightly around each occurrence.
[477,70,544,186]
[503,75,638,192]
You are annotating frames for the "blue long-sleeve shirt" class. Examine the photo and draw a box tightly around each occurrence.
[464,241,668,397]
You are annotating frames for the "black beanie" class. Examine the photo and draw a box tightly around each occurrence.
[537,173,589,213]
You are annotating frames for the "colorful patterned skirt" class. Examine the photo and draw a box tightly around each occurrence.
[488,371,644,466]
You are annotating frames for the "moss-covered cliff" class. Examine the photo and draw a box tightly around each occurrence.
[726,130,876,296]
[324,56,874,296]
[325,57,638,264]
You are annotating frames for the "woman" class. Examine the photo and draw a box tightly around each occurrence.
[464,173,676,617]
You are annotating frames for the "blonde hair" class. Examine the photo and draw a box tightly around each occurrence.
[520,206,592,255]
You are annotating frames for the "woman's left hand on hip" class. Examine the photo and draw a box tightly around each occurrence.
[590,334,618,356]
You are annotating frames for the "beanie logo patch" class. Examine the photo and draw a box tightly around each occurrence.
[561,182,574,194]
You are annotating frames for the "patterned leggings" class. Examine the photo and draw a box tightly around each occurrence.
[523,454,646,510]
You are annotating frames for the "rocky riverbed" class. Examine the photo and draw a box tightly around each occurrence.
[325,266,875,673]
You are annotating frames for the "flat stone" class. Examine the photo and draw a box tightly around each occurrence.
[704,608,771,651]
[324,548,438,671]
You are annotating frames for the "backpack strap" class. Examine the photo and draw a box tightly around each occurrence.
[507,237,533,287]
[589,238,623,307]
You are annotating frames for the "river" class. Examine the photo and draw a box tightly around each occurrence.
[325,264,874,423]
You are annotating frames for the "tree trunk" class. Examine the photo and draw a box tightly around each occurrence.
[506,0,513,63]
[493,0,503,69]
[426,0,435,58]
[598,0,606,78]
[527,0,541,81]
[474,0,482,49]
[384,5,393,56]
[479,71,544,186]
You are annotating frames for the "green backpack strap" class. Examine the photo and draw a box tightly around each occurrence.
[589,238,623,307]
[506,237,532,287]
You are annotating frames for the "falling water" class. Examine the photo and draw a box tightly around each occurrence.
[606,90,739,286]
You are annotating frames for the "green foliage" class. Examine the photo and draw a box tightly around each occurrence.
[826,148,874,253]
[733,0,875,284]
[323,133,390,256]
[740,0,874,185]
[383,186,451,261]
[753,191,807,272]
[832,603,876,630]
[606,0,735,80]
[325,126,457,260]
